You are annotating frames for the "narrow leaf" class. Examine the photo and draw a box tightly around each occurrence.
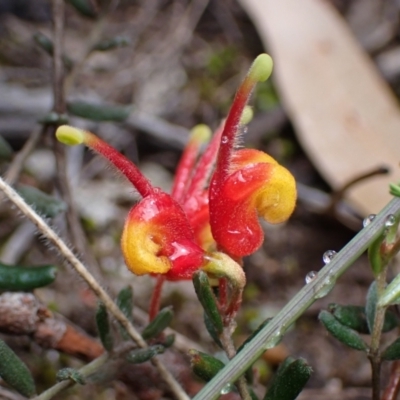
[0,263,57,291]
[319,310,368,351]
[16,184,67,218]
[368,235,385,276]
[92,36,130,52]
[329,304,369,333]
[66,0,97,18]
[0,135,13,161]
[366,281,378,334]
[96,302,113,351]
[126,345,165,364]
[329,303,399,334]
[67,101,130,122]
[193,271,223,335]
[142,307,173,341]
[264,357,312,400]
[116,286,133,320]
[56,368,86,384]
[188,350,226,383]
[203,312,223,348]
[382,337,400,360]
[0,339,36,397]
[116,286,133,340]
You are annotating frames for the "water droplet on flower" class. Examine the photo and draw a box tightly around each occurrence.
[385,214,396,227]
[220,383,233,395]
[221,136,228,144]
[363,214,376,228]
[305,271,318,284]
[322,250,337,264]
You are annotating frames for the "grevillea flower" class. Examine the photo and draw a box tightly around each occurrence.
[55,53,296,283]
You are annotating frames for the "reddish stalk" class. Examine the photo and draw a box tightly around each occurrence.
[184,123,224,201]
[149,275,166,321]
[171,138,203,202]
[83,131,154,197]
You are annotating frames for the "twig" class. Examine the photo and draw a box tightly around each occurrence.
[32,353,109,400]
[51,0,103,279]
[0,176,189,400]
[4,126,45,185]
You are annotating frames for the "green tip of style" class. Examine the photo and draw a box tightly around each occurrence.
[56,125,85,146]
[240,106,254,125]
[248,53,273,83]
[190,124,212,144]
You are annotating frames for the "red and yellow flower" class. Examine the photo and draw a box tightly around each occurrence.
[56,54,296,285]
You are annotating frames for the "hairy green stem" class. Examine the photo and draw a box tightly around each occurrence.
[193,196,400,400]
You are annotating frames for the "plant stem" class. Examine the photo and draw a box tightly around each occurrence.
[32,353,109,400]
[192,196,400,400]
[220,327,251,400]
[369,269,388,400]
[0,177,189,400]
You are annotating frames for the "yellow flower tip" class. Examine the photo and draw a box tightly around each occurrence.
[121,220,171,276]
[190,124,212,144]
[56,125,85,146]
[256,165,297,224]
[240,106,254,125]
[249,53,273,83]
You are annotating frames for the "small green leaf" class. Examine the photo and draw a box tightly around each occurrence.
[203,312,222,348]
[188,350,226,383]
[193,271,223,335]
[96,302,113,351]
[0,135,13,161]
[16,184,67,218]
[319,311,368,351]
[0,263,57,291]
[33,32,53,54]
[67,101,131,122]
[161,334,175,348]
[116,286,133,320]
[0,339,36,397]
[329,304,369,333]
[56,368,86,384]
[66,0,97,18]
[383,310,400,332]
[125,345,165,364]
[382,337,400,360]
[264,357,312,400]
[390,183,400,197]
[142,307,174,341]
[39,112,69,125]
[116,286,133,340]
[92,36,130,51]
[366,281,378,334]
[329,303,399,334]
[368,235,385,276]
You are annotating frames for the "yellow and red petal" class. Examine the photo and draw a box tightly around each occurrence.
[210,160,296,257]
[121,192,205,279]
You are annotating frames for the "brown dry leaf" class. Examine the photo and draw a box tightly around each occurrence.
[239,0,400,216]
